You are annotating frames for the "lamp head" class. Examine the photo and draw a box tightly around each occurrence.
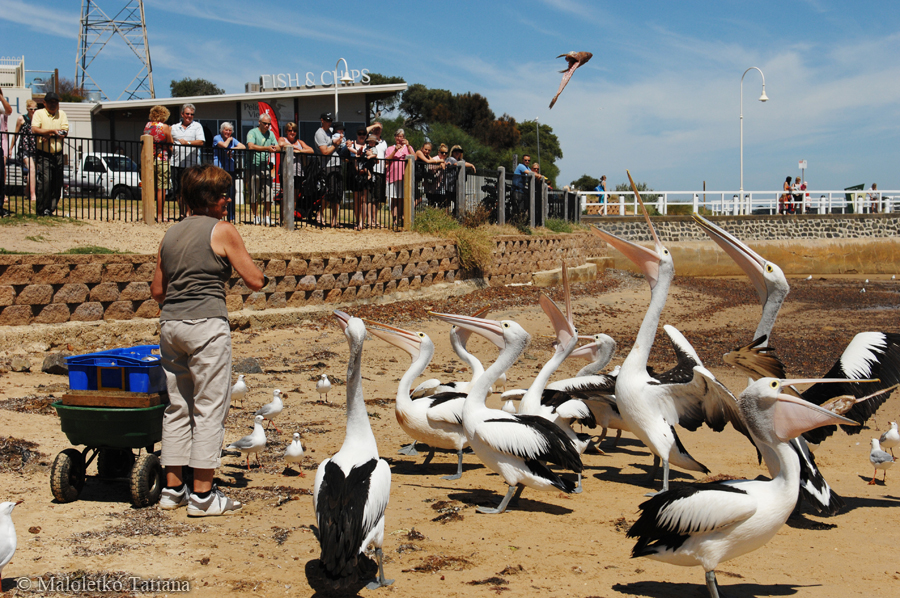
[759,87,769,102]
[340,72,354,84]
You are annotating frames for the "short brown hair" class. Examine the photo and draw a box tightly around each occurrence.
[149,105,170,123]
[180,164,232,213]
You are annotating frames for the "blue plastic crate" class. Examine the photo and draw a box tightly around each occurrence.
[66,345,165,394]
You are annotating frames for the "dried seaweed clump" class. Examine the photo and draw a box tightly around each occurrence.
[402,555,473,573]
[0,436,46,472]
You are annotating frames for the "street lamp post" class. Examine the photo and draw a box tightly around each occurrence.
[740,67,768,215]
[535,117,541,171]
[333,58,353,121]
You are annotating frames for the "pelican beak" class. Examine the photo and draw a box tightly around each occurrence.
[769,378,876,440]
[539,293,577,349]
[569,341,599,361]
[692,214,770,305]
[363,319,424,360]
[430,311,506,348]
[333,310,352,331]
[591,226,661,289]
[452,305,501,348]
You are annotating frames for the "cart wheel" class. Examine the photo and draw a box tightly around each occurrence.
[50,448,86,503]
[130,453,163,508]
[97,449,136,478]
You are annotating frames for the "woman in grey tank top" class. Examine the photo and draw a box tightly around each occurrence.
[151,164,265,516]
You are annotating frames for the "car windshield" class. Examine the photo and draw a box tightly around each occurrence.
[105,156,139,172]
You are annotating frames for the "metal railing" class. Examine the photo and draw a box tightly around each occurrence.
[579,189,899,217]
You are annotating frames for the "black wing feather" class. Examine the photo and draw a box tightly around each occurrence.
[484,415,583,472]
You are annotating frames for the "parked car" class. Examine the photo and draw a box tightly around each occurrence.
[67,153,141,200]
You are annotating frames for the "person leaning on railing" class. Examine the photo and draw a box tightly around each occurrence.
[415,141,445,209]
[386,128,414,228]
[246,114,279,226]
[13,99,38,205]
[144,105,175,222]
[213,122,245,223]
[0,86,11,217]
[277,122,314,223]
[30,92,68,217]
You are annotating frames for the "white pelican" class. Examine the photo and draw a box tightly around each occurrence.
[572,333,617,377]
[880,421,899,457]
[316,374,332,403]
[0,500,22,585]
[430,311,583,514]
[364,320,470,480]
[231,374,248,408]
[254,389,284,433]
[284,433,305,477]
[591,175,744,494]
[313,311,392,590]
[628,378,857,598]
[869,438,894,484]
[226,415,267,470]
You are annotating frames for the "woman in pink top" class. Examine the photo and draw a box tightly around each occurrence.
[385,129,414,226]
[143,105,175,222]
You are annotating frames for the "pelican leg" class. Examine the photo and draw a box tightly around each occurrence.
[705,570,721,598]
[645,460,670,497]
[398,441,418,456]
[365,547,395,590]
[645,455,661,482]
[573,472,583,494]
[441,450,464,481]
[612,429,622,447]
[421,448,436,468]
[478,484,520,514]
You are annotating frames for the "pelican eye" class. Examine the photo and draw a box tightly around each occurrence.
[663,249,670,256]
[502,322,511,329]
[418,332,426,338]
[766,264,774,273]
[769,380,779,389]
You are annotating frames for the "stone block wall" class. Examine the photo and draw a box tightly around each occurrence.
[482,234,607,286]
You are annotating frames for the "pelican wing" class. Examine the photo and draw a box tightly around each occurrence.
[476,413,583,471]
[545,374,618,406]
[361,459,391,543]
[723,335,786,380]
[425,392,467,425]
[540,394,597,427]
[790,438,844,516]
[410,378,442,399]
[500,388,527,400]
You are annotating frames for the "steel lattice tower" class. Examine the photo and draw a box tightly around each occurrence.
[76,0,155,101]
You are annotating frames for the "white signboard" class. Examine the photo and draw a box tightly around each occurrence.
[798,160,807,170]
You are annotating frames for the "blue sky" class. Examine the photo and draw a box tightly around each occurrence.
[4,1,900,192]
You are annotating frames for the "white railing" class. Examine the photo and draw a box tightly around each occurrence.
[579,189,899,216]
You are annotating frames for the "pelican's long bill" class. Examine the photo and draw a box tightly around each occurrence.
[362,319,424,361]
[767,378,875,441]
[590,226,662,289]
[692,213,770,305]
[333,310,352,331]
[453,305,502,348]
[539,293,576,348]
[429,311,506,348]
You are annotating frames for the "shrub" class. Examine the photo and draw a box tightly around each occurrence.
[461,204,491,228]
[453,226,494,272]
[544,218,573,233]
[411,207,459,235]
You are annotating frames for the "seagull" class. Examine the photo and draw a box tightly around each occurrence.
[314,311,392,591]
[628,378,857,598]
[869,438,894,484]
[227,415,267,470]
[892,275,896,280]
[880,421,899,457]
[0,500,22,585]
[231,375,248,408]
[860,287,866,293]
[805,275,812,281]
[316,374,332,403]
[865,278,870,284]
[549,51,592,109]
[284,433,305,477]
[254,389,284,433]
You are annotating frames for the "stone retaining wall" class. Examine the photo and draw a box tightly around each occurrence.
[0,233,606,327]
[587,213,900,242]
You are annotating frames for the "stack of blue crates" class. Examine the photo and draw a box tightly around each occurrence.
[66,345,165,394]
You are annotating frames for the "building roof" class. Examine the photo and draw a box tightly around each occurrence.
[90,83,407,114]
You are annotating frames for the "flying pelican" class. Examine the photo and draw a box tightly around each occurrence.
[284,433,305,477]
[254,389,284,433]
[880,421,899,457]
[627,378,857,598]
[591,174,745,494]
[549,51,592,109]
[316,374,332,403]
[869,438,894,484]
[364,320,470,480]
[430,311,583,514]
[231,374,248,408]
[0,500,22,585]
[226,415,267,470]
[314,311,392,591]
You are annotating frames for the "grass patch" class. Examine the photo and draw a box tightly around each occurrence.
[0,248,33,254]
[60,246,131,255]
[544,217,574,233]
[25,235,47,242]
[0,212,84,226]
[412,207,459,234]
[452,226,493,272]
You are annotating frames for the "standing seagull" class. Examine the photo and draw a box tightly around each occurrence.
[231,375,248,408]
[314,311,392,591]
[284,433,305,477]
[316,374,332,403]
[0,500,22,585]
[879,421,899,457]
[628,378,857,598]
[254,389,284,433]
[226,415,267,470]
[549,51,592,108]
[869,438,894,484]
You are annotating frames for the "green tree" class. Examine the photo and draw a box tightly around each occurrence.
[366,73,406,120]
[169,77,224,97]
[614,180,661,211]
[570,175,600,191]
[57,78,86,102]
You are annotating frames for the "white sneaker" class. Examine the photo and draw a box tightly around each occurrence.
[264,216,271,226]
[158,484,188,510]
[187,485,242,517]
[254,216,261,225]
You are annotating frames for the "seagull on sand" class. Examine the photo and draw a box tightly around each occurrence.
[317,374,332,403]
[226,415,267,470]
[549,51,592,109]
[0,500,22,585]
[869,438,894,484]
[284,433,305,476]
[231,375,248,408]
[255,389,284,433]
[880,421,899,457]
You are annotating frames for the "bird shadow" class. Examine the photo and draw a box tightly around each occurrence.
[855,474,893,487]
[390,462,482,477]
[446,489,575,515]
[303,559,368,597]
[839,492,900,512]
[590,464,698,489]
[613,580,811,597]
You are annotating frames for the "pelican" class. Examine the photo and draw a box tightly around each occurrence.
[284,433,305,477]
[430,311,583,514]
[869,438,894,484]
[316,374,332,403]
[880,421,899,457]
[226,415,267,470]
[549,51,592,109]
[0,500,22,585]
[254,389,284,433]
[591,174,745,494]
[364,320,470,480]
[628,378,857,598]
[231,374,248,408]
[573,333,617,377]
[313,311,392,591]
